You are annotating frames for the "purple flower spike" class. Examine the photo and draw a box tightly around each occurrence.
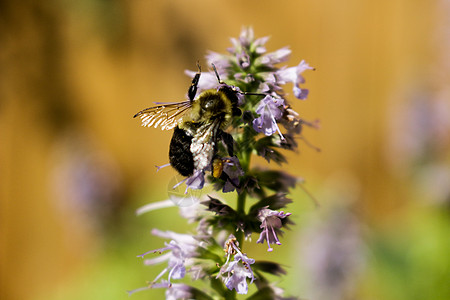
[133,27,316,298]
[253,96,286,139]
[256,207,291,252]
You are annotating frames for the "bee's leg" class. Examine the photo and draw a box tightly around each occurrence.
[219,131,235,157]
[188,62,201,102]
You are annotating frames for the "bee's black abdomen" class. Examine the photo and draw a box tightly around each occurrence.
[169,126,194,176]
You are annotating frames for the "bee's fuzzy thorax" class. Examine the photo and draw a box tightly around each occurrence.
[186,89,234,130]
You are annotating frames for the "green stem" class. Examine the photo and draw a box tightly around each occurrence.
[237,190,247,214]
[235,192,246,247]
[235,131,253,246]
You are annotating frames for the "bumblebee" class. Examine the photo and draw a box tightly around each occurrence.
[133,64,241,179]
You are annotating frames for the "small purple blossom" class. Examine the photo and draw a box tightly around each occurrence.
[218,235,256,294]
[277,60,314,99]
[184,169,205,192]
[151,228,200,247]
[253,95,286,139]
[169,169,205,195]
[256,47,291,67]
[238,27,254,48]
[252,35,269,54]
[223,253,256,294]
[256,207,291,252]
[138,240,186,284]
[236,49,251,69]
[228,27,254,54]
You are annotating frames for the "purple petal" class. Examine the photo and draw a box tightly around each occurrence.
[253,96,285,137]
[185,170,205,192]
[257,47,291,66]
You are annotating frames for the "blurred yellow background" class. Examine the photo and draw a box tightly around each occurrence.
[1,1,449,299]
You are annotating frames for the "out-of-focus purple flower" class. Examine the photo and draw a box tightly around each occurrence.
[137,230,200,285]
[256,207,291,252]
[177,199,202,222]
[206,50,231,71]
[253,96,286,139]
[51,132,122,232]
[151,228,200,247]
[277,60,314,100]
[164,283,194,300]
[135,199,175,216]
[184,69,219,92]
[253,35,270,54]
[138,240,186,284]
[238,27,254,49]
[127,281,195,299]
[300,202,365,300]
[218,235,255,294]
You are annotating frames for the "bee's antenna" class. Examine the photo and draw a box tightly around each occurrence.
[212,63,273,98]
[211,63,224,84]
[240,91,269,97]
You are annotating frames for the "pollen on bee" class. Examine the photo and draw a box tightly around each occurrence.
[212,158,224,178]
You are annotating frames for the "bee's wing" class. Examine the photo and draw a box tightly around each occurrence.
[133,100,192,130]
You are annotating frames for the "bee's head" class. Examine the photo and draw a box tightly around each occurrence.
[217,85,242,117]
[217,85,240,106]
[199,93,227,113]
